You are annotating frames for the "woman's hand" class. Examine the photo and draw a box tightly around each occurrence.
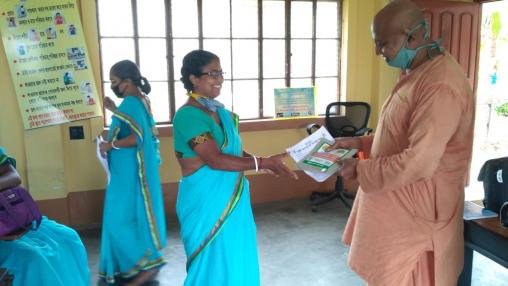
[326,137,362,151]
[103,96,117,112]
[260,153,298,179]
[99,141,111,158]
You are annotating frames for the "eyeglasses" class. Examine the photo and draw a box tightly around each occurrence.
[200,70,226,78]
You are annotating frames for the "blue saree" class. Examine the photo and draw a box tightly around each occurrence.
[0,148,90,286]
[99,96,167,284]
[175,107,260,286]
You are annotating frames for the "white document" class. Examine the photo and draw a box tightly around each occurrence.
[96,135,110,183]
[286,126,336,182]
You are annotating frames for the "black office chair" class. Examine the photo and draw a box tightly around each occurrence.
[307,102,372,212]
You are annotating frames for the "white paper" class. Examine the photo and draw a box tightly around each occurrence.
[96,135,110,183]
[286,126,336,182]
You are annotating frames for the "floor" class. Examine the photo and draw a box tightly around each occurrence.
[80,199,508,286]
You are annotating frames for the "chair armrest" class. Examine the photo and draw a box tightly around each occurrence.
[306,123,321,135]
[354,127,373,136]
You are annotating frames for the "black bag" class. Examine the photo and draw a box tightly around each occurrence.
[478,157,508,213]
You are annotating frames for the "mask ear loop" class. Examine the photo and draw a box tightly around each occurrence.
[405,21,427,45]
[417,20,444,60]
[421,20,434,60]
[422,20,430,40]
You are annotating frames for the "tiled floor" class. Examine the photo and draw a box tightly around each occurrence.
[80,199,508,286]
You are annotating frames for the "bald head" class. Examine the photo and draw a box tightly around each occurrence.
[373,0,424,36]
[371,0,432,69]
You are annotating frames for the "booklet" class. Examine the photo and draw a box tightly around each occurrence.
[286,126,356,182]
[297,138,357,175]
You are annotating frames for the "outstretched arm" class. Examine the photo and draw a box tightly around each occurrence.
[193,135,297,179]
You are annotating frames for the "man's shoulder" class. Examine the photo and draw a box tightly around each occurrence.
[419,53,470,89]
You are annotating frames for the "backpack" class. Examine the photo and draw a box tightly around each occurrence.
[478,157,508,213]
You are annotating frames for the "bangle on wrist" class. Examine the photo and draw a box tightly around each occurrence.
[252,155,259,172]
[111,141,120,150]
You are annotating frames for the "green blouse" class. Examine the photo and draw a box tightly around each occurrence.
[173,106,225,158]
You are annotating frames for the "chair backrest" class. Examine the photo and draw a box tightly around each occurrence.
[325,102,371,137]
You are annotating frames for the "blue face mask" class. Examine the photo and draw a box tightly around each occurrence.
[196,96,224,112]
[188,92,225,112]
[387,21,438,70]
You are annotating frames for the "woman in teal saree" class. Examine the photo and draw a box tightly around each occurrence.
[0,147,90,286]
[174,50,297,285]
[98,60,167,286]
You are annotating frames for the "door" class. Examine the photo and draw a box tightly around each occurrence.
[413,0,481,89]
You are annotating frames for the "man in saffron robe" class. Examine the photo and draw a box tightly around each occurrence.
[329,1,474,285]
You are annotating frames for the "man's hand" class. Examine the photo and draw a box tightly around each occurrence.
[337,157,358,180]
[326,137,362,151]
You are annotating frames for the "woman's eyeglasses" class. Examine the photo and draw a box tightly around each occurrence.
[200,70,226,78]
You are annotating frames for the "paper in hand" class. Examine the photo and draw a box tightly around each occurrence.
[297,139,357,174]
[286,126,335,182]
[96,135,110,184]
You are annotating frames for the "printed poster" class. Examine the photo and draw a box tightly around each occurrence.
[274,87,316,119]
[0,0,102,130]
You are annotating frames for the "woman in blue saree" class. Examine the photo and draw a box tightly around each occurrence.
[98,60,167,286]
[173,50,297,285]
[0,147,90,286]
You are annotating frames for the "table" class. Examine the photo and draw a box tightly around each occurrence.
[457,217,508,286]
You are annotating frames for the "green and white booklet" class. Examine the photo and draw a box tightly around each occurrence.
[298,139,357,174]
[286,126,357,182]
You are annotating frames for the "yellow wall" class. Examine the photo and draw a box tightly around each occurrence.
[341,0,399,125]
[0,0,397,200]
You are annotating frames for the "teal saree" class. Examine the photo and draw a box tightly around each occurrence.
[0,147,90,286]
[175,107,260,286]
[99,96,167,284]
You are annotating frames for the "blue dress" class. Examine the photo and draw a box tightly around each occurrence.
[99,96,167,284]
[0,147,90,286]
[173,106,260,286]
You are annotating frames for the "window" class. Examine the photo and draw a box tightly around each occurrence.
[97,0,342,124]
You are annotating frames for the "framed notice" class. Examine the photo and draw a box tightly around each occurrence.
[0,0,102,130]
[274,87,316,119]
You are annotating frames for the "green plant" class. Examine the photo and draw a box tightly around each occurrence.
[495,102,508,117]
[491,12,502,39]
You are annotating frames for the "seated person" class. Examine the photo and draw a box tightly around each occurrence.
[0,147,90,286]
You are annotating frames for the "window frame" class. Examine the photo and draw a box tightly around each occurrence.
[96,0,342,129]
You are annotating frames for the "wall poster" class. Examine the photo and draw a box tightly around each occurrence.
[274,87,316,119]
[0,0,102,129]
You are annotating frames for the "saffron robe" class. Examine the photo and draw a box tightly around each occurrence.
[343,52,474,286]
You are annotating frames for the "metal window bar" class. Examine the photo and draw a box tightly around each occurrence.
[97,0,342,123]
